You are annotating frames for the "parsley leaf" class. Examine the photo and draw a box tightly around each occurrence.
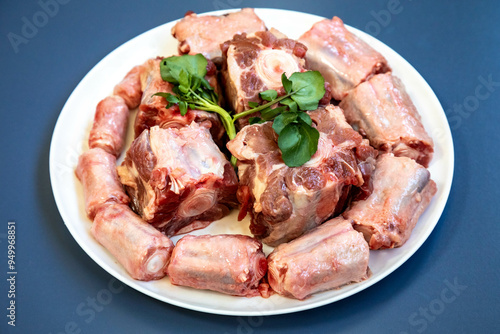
[249,117,265,124]
[278,118,320,167]
[279,97,298,113]
[281,72,292,94]
[272,112,300,135]
[259,89,278,101]
[160,54,208,84]
[289,71,325,110]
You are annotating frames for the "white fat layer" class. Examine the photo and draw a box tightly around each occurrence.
[227,46,245,96]
[304,133,330,167]
[291,187,310,210]
[252,167,267,213]
[272,163,286,171]
[237,163,248,179]
[252,162,287,213]
[149,125,225,193]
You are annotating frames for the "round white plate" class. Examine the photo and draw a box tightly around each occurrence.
[49,8,454,316]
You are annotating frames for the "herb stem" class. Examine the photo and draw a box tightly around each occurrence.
[189,89,236,140]
[232,92,294,121]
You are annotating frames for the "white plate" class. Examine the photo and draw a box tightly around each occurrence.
[49,8,454,316]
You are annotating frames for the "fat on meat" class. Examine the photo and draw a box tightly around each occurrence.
[75,147,129,220]
[299,16,390,100]
[134,57,225,143]
[88,96,129,157]
[92,203,174,281]
[227,105,377,246]
[117,123,238,236]
[343,153,437,249]
[167,234,267,297]
[221,30,312,127]
[267,217,370,300]
[172,8,266,61]
[340,73,434,167]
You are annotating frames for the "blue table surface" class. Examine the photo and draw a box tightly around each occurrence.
[1,0,499,333]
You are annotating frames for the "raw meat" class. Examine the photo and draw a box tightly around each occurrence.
[220,30,308,127]
[172,8,266,61]
[343,153,437,249]
[340,73,434,167]
[117,123,238,236]
[267,217,370,300]
[299,16,390,100]
[227,105,376,246]
[134,58,225,142]
[92,203,174,281]
[167,234,267,297]
[75,147,129,219]
[113,65,144,109]
[88,96,129,157]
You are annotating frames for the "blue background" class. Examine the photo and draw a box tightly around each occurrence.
[1,0,499,333]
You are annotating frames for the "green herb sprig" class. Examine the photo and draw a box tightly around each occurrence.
[154,54,236,140]
[155,54,325,167]
[238,72,325,167]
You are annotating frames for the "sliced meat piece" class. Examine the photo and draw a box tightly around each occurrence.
[172,8,266,61]
[88,96,129,157]
[267,217,370,300]
[343,153,437,249]
[75,148,129,219]
[221,31,308,127]
[113,65,145,109]
[134,58,224,142]
[299,16,390,100]
[167,234,267,297]
[227,105,376,246]
[117,123,238,236]
[340,73,434,167]
[92,203,174,281]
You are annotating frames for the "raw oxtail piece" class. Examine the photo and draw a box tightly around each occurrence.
[227,105,376,246]
[299,16,390,100]
[172,8,266,61]
[117,123,238,236]
[167,234,267,297]
[134,57,225,143]
[340,73,434,167]
[75,147,129,220]
[343,153,437,249]
[92,203,174,281]
[267,217,370,300]
[221,30,308,127]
